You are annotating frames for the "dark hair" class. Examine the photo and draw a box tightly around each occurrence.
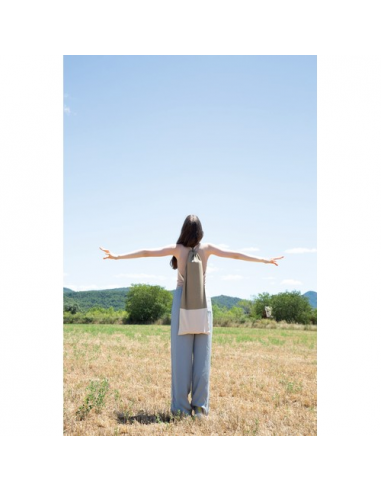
[170,215,204,270]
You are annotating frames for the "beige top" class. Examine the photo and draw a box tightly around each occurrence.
[177,269,206,288]
[176,243,207,288]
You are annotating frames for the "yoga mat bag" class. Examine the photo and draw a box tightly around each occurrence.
[178,247,211,335]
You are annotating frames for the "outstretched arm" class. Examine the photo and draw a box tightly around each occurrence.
[100,244,178,260]
[207,243,284,266]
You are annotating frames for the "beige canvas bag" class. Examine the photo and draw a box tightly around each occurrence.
[178,246,211,335]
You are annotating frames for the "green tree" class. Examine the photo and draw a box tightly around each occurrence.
[212,303,223,319]
[125,284,173,323]
[64,302,80,314]
[229,306,246,323]
[271,290,313,324]
[252,292,272,318]
[236,299,253,315]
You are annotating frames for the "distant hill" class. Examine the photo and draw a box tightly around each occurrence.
[63,286,246,311]
[64,287,132,311]
[303,291,317,309]
[211,295,244,310]
[64,287,317,311]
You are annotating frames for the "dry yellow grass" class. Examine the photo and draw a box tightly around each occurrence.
[64,324,317,436]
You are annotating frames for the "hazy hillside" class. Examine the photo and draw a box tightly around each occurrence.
[64,287,317,311]
[211,295,244,310]
[303,291,317,309]
[63,286,244,311]
[64,287,131,311]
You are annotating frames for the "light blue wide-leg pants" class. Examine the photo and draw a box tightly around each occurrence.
[170,286,213,417]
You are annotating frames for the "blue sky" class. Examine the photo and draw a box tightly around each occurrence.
[64,55,316,300]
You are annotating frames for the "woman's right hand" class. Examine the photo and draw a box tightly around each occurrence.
[99,247,118,260]
[266,256,284,266]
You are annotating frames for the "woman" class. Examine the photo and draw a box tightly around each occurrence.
[100,214,284,419]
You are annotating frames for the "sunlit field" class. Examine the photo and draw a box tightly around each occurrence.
[64,323,317,436]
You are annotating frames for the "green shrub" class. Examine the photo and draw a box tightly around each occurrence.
[251,292,272,318]
[126,284,172,324]
[251,291,314,325]
[271,291,313,324]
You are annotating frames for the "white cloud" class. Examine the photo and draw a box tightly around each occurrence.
[240,247,260,252]
[221,274,244,281]
[280,279,303,285]
[262,276,275,280]
[64,283,124,292]
[114,273,166,279]
[284,247,317,254]
[64,105,71,115]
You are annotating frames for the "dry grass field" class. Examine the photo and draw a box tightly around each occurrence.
[64,323,317,436]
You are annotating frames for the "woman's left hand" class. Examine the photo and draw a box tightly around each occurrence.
[266,256,284,266]
[99,247,118,260]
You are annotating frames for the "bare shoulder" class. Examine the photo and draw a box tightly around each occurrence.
[204,243,221,254]
[206,243,238,259]
[199,242,212,259]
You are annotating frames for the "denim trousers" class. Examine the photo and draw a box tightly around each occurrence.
[170,285,213,416]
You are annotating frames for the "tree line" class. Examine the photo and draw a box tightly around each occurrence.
[64,284,317,327]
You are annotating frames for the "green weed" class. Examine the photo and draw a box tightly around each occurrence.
[76,378,110,420]
[279,379,303,393]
